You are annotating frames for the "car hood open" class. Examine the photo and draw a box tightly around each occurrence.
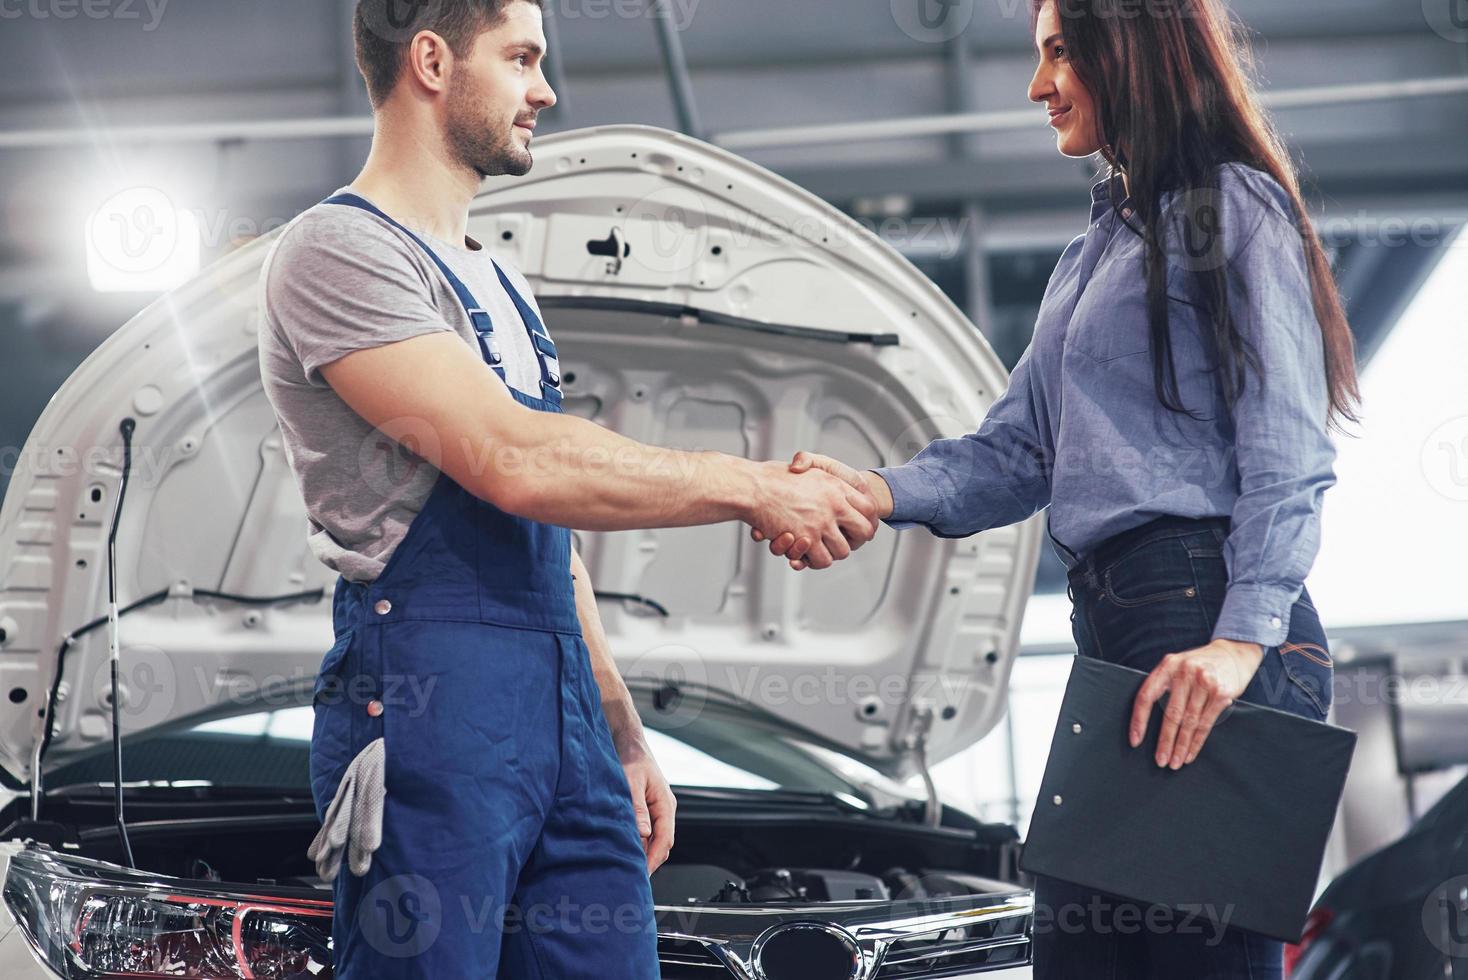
[0,125,1041,786]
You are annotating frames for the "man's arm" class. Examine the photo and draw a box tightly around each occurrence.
[320,331,877,568]
[571,548,675,873]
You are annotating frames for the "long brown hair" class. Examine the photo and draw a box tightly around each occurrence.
[1031,0,1360,430]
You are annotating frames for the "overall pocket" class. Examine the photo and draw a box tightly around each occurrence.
[312,629,356,706]
[310,629,359,824]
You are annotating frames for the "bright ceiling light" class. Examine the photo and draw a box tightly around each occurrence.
[85,186,200,293]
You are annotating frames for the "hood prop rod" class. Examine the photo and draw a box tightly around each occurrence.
[902,701,942,827]
[106,418,139,868]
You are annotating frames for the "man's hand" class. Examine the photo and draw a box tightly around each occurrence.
[745,458,879,570]
[612,727,677,873]
[1130,638,1265,768]
[751,452,892,570]
[571,549,676,873]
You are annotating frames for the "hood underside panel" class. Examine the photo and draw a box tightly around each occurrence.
[0,126,1041,784]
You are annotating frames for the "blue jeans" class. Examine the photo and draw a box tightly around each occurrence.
[1033,515,1334,980]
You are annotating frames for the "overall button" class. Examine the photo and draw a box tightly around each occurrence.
[374,599,392,615]
[367,699,384,718]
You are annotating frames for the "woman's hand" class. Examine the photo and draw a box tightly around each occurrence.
[1131,638,1265,768]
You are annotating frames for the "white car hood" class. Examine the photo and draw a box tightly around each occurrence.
[0,125,1041,785]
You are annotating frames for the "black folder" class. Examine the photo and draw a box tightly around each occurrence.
[1017,654,1356,943]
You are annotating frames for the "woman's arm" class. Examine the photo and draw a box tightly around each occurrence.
[1129,172,1339,771]
[755,347,1051,566]
[1206,173,1339,649]
[871,340,1053,538]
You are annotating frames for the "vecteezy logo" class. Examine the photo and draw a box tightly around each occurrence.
[386,0,432,30]
[920,0,961,29]
[1423,0,1468,42]
[90,645,178,729]
[1181,203,1220,262]
[892,0,975,44]
[88,187,180,277]
[362,0,444,43]
[1422,875,1468,957]
[356,416,442,500]
[112,203,163,260]
[622,644,709,731]
[1168,187,1231,273]
[1421,415,1468,502]
[360,874,442,958]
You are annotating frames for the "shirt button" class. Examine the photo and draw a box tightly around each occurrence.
[1270,616,1282,628]
[366,699,384,718]
[374,599,392,615]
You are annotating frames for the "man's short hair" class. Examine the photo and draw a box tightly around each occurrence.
[354,0,546,108]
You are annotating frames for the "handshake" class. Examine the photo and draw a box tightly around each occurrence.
[745,451,894,571]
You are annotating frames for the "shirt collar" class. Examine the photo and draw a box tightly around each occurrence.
[1088,171,1134,224]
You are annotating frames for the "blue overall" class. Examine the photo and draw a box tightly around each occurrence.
[307,193,659,978]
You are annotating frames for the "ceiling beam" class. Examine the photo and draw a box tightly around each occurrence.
[768,137,1468,211]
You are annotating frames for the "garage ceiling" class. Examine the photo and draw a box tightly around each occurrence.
[0,0,1463,409]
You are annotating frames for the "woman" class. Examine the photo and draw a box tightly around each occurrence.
[760,0,1359,975]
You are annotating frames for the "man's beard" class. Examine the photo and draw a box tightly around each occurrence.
[446,84,533,179]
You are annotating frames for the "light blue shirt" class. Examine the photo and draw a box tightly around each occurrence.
[873,163,1337,649]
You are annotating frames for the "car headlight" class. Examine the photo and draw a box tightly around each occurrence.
[4,845,332,979]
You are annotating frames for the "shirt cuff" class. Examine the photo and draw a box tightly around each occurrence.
[1210,583,1296,648]
[869,465,941,530]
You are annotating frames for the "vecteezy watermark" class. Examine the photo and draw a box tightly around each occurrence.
[356,0,446,44]
[357,877,657,958]
[1032,893,1235,944]
[718,666,973,716]
[1422,415,1468,503]
[88,645,179,728]
[352,422,712,503]
[884,415,1248,494]
[549,0,701,30]
[892,0,979,44]
[87,187,293,284]
[1315,212,1458,252]
[358,0,703,39]
[1,440,188,491]
[1423,0,1468,43]
[610,179,970,283]
[0,0,169,31]
[1422,874,1468,957]
[622,643,710,732]
[359,874,444,958]
[891,0,1212,43]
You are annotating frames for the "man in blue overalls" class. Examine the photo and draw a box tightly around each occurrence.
[258,2,879,978]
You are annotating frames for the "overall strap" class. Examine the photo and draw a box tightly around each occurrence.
[321,192,506,380]
[489,260,563,407]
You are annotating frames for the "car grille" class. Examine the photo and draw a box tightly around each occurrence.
[873,911,1031,977]
[657,935,731,977]
[655,893,1033,979]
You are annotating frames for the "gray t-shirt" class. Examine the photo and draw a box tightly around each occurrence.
[258,186,553,583]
